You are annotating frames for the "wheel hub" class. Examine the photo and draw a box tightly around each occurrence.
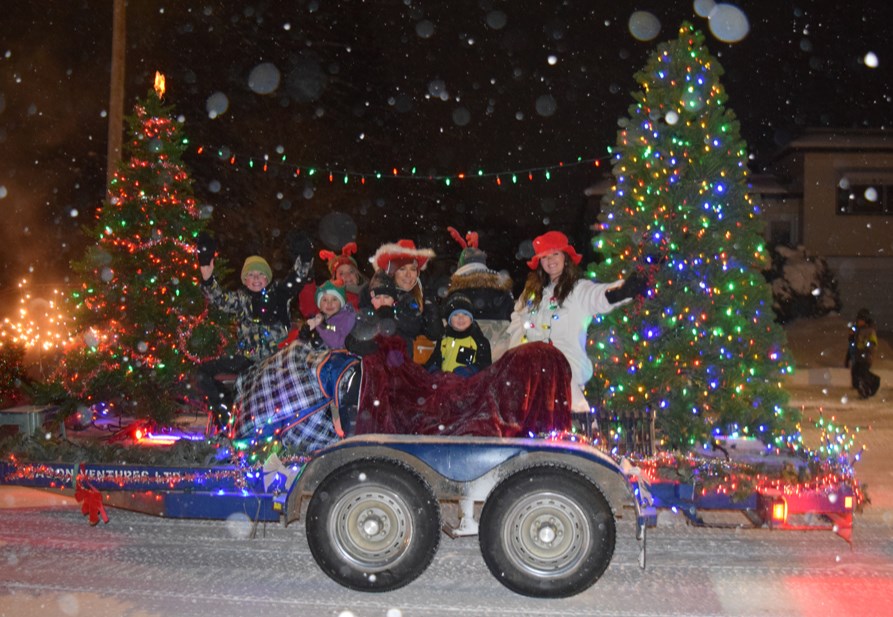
[330,486,411,571]
[503,492,591,577]
[534,517,560,544]
[359,508,388,538]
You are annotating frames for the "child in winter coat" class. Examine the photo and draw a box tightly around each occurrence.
[445,227,514,361]
[346,271,408,357]
[297,243,366,319]
[196,248,310,423]
[299,280,357,350]
[426,294,492,376]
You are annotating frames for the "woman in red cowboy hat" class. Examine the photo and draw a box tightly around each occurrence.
[368,239,443,363]
[507,230,646,414]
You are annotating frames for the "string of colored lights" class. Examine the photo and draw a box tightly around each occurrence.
[193,144,610,186]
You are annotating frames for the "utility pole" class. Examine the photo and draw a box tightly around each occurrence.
[106,0,126,190]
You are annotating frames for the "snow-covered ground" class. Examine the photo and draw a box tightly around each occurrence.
[1,314,891,617]
[785,314,893,516]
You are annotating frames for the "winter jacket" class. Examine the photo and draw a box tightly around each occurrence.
[446,263,514,361]
[299,304,357,350]
[847,320,878,367]
[394,286,443,356]
[508,278,625,412]
[202,263,306,362]
[426,321,492,375]
[344,304,418,357]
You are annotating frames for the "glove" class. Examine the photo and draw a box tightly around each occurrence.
[293,255,313,281]
[605,271,648,304]
[286,229,314,264]
[196,231,217,266]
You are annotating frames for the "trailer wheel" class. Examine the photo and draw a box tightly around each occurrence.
[479,467,615,598]
[305,459,441,592]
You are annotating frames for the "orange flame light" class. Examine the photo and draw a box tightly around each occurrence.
[771,499,788,524]
[154,71,166,99]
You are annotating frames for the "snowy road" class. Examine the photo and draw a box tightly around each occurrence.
[3,372,892,617]
[1,487,891,617]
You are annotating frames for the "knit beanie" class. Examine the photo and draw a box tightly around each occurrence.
[369,271,398,299]
[315,280,347,307]
[241,256,273,284]
[445,293,475,322]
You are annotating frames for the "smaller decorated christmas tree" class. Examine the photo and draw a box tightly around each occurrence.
[590,24,798,451]
[57,73,232,422]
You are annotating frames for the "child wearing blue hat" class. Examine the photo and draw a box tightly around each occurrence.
[425,293,491,376]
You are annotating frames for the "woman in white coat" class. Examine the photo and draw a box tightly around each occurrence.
[508,231,646,414]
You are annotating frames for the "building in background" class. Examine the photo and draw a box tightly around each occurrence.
[760,129,893,330]
[585,128,893,330]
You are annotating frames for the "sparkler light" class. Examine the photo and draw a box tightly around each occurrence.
[0,279,74,352]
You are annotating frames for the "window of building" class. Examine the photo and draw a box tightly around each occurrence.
[837,171,893,215]
[768,220,794,246]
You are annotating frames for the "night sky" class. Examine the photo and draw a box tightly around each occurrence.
[1,1,890,306]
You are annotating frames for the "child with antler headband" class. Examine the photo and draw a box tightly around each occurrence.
[445,227,515,361]
[297,242,367,320]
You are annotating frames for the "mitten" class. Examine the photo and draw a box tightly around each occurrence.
[286,229,314,263]
[394,303,423,338]
[605,271,648,304]
[196,231,217,266]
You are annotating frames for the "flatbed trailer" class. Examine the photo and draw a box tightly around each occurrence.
[0,434,857,597]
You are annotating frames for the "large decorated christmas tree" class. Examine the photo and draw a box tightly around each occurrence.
[57,74,231,422]
[589,24,798,450]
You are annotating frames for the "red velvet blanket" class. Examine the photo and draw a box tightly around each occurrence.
[354,336,572,437]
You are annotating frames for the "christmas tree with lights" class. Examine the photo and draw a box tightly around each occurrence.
[58,74,232,422]
[589,24,798,451]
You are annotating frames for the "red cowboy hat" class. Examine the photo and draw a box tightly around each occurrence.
[369,239,436,275]
[526,231,583,270]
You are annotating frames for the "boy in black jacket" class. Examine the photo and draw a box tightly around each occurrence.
[426,293,491,377]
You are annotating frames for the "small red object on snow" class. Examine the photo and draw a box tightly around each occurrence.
[75,477,109,526]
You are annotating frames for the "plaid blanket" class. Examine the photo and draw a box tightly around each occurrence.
[231,342,357,454]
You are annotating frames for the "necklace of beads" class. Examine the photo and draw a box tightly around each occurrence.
[521,288,559,344]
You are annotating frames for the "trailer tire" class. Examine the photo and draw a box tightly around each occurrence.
[479,466,615,598]
[305,459,441,592]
